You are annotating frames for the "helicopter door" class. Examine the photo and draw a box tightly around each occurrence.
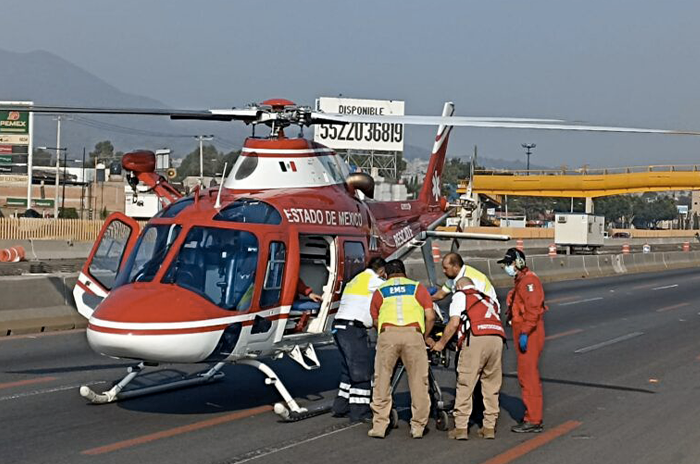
[284,235,337,335]
[73,213,140,318]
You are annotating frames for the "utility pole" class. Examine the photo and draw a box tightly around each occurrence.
[195,135,214,182]
[521,143,536,174]
[80,147,86,219]
[54,116,62,218]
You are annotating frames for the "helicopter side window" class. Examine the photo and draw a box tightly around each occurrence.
[234,154,258,180]
[213,199,281,225]
[260,242,286,308]
[87,220,133,290]
[116,224,182,286]
[343,241,366,282]
[162,227,259,311]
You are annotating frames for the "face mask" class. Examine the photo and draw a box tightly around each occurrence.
[504,264,517,277]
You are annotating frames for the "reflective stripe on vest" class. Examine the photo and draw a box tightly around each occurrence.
[377,277,425,333]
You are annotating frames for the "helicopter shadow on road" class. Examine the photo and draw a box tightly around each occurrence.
[115,346,344,415]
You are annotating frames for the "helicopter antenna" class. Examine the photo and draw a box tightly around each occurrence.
[214,162,228,209]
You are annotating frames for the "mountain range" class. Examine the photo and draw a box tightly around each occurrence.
[0,48,247,158]
[1,48,547,171]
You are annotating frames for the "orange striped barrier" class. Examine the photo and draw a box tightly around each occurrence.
[548,244,557,257]
[516,239,524,251]
[622,243,630,254]
[0,246,25,263]
[432,244,441,263]
[683,241,690,252]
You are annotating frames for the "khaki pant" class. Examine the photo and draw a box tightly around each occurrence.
[454,334,503,429]
[371,326,430,432]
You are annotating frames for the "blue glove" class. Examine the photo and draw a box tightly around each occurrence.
[427,286,439,296]
[519,333,528,353]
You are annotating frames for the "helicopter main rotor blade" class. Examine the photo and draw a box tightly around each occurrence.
[0,104,260,122]
[311,112,700,135]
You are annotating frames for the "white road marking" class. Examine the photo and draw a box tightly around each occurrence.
[559,297,604,306]
[226,422,362,464]
[0,381,106,402]
[652,284,679,291]
[574,332,644,354]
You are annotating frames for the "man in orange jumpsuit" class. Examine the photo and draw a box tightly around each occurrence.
[498,248,547,433]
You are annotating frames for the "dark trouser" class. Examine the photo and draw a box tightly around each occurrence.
[332,320,373,421]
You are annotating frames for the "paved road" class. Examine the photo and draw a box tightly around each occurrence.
[1,267,699,464]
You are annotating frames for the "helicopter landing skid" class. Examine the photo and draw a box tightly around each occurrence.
[237,359,332,422]
[79,361,226,404]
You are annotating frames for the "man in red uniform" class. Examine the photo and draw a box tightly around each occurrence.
[498,248,546,433]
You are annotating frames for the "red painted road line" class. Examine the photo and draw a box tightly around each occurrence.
[546,295,582,304]
[479,420,582,464]
[656,302,690,313]
[81,405,274,455]
[545,329,583,341]
[0,329,85,342]
[0,377,58,390]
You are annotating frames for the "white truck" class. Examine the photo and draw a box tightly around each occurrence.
[554,213,605,254]
[124,185,162,219]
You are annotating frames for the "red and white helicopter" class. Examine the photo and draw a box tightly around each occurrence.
[3,99,696,419]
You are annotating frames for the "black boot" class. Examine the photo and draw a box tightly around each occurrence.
[511,422,543,433]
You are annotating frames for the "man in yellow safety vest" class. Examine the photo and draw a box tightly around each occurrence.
[332,257,387,422]
[367,259,436,439]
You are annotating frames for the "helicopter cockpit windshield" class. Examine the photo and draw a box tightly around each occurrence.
[161,227,259,311]
[115,224,182,286]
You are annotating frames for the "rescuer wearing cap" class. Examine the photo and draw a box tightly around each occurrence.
[498,248,547,433]
[367,259,435,439]
[331,257,387,423]
[431,276,506,440]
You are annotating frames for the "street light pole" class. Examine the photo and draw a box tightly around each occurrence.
[61,150,67,214]
[521,143,536,175]
[54,116,62,217]
[195,135,214,182]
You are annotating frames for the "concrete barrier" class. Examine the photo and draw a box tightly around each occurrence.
[0,274,86,335]
[3,248,700,337]
[0,239,94,260]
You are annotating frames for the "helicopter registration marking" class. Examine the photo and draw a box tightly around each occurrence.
[283,208,363,227]
[393,226,414,247]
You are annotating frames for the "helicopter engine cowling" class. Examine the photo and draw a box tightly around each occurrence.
[346,172,375,199]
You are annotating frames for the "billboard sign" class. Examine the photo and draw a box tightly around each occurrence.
[0,102,33,182]
[314,97,404,151]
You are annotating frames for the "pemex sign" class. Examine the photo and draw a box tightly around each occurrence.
[0,110,29,134]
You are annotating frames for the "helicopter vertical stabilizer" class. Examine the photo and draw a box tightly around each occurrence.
[418,102,455,205]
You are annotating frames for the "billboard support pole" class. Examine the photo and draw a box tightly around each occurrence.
[27,104,34,211]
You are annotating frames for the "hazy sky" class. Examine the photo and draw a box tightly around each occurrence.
[4,0,700,167]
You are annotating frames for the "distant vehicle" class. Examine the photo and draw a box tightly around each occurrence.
[554,213,605,254]
[612,231,631,238]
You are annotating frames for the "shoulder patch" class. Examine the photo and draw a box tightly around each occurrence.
[527,284,534,292]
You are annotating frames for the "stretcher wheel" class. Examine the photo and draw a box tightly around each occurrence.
[436,410,449,431]
[389,408,399,429]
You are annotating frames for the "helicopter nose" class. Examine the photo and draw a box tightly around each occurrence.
[86,325,222,363]
[85,285,228,363]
